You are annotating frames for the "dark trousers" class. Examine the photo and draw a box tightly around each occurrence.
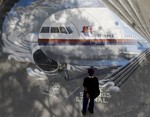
[82,92,94,112]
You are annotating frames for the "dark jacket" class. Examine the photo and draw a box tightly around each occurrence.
[83,76,100,99]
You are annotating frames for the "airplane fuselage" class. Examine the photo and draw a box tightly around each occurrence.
[38,8,146,67]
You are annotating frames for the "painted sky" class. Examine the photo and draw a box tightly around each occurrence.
[17,0,104,8]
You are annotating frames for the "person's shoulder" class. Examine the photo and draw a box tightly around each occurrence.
[84,77,89,80]
[93,76,98,80]
[93,76,98,79]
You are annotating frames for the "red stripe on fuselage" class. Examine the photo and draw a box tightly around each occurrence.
[38,38,138,43]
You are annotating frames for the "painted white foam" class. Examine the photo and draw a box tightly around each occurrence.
[26,67,48,80]
[106,86,120,92]
[99,80,120,92]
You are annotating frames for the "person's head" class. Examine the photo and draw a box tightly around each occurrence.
[88,68,94,76]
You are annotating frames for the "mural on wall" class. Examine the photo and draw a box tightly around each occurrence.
[1,0,150,98]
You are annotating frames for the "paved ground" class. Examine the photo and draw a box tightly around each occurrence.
[1,2,150,116]
[1,35,150,117]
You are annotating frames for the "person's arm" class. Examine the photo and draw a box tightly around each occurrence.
[84,87,87,92]
[83,78,86,87]
[84,87,90,98]
[83,79,88,92]
[96,77,99,86]
[83,78,90,98]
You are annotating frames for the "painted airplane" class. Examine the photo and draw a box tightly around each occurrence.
[33,8,148,73]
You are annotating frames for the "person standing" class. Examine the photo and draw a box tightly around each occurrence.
[82,68,100,115]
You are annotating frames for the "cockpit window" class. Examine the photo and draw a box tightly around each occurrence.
[40,27,49,33]
[59,27,67,34]
[51,27,59,33]
[66,27,73,34]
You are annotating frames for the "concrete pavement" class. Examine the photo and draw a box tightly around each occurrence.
[1,1,150,116]
[0,42,150,117]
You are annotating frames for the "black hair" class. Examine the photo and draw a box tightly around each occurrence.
[88,68,94,76]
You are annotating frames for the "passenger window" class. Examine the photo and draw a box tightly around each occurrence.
[40,27,49,33]
[51,27,59,33]
[66,27,73,34]
[59,27,67,34]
